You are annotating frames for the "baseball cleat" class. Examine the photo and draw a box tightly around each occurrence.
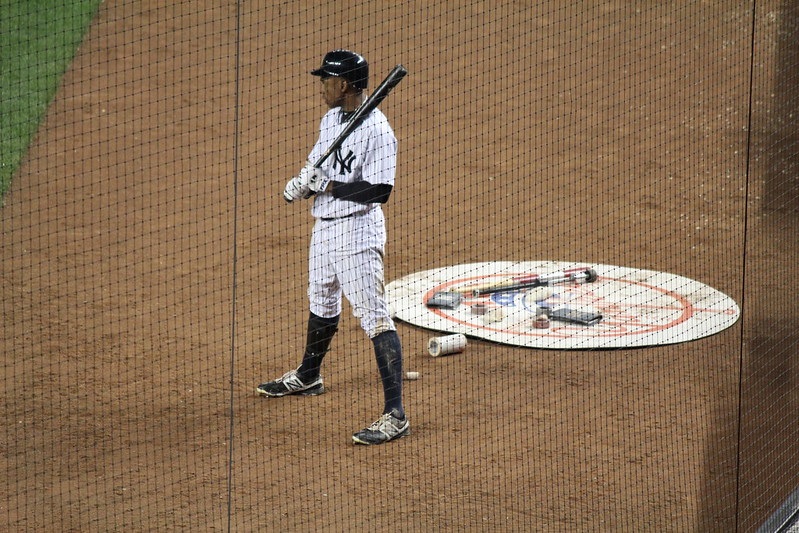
[256,369,324,397]
[352,411,410,445]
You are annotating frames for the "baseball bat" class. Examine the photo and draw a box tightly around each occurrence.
[313,64,408,168]
[470,268,598,297]
[454,273,557,295]
[453,273,550,294]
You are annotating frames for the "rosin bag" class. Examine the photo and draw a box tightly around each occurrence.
[550,307,603,326]
[425,291,463,309]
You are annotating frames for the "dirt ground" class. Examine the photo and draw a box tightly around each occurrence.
[2,1,797,531]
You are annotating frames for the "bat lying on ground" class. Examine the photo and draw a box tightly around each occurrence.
[461,267,598,297]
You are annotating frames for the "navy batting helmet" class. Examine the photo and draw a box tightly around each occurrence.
[311,49,368,90]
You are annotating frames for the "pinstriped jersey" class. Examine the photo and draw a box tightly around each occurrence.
[308,106,397,220]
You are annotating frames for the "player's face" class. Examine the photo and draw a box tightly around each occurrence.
[320,76,346,108]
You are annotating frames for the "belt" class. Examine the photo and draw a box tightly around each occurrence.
[320,212,361,222]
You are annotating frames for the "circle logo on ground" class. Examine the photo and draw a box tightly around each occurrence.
[386,261,740,349]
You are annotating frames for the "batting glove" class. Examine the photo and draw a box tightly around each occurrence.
[283,176,310,203]
[301,164,332,195]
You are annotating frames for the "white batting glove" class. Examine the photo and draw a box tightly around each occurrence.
[283,176,310,203]
[300,164,332,195]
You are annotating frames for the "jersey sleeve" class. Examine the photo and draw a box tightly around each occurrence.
[358,113,397,187]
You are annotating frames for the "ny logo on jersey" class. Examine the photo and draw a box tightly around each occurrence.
[333,149,356,175]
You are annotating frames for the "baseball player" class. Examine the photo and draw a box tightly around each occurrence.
[257,50,409,445]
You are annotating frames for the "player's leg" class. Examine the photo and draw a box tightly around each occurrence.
[256,222,342,397]
[353,326,409,445]
[296,312,339,383]
[335,217,408,443]
[257,311,338,397]
[370,328,405,419]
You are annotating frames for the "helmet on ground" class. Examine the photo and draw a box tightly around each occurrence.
[311,49,368,90]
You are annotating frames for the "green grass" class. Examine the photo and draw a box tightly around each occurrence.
[0,0,102,199]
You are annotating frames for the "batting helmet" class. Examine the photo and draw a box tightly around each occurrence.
[311,50,369,90]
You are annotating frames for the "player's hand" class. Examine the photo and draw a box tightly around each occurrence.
[301,164,331,195]
[283,176,310,203]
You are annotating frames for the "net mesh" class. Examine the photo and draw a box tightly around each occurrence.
[1,1,797,530]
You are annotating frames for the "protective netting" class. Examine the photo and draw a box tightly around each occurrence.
[2,1,797,531]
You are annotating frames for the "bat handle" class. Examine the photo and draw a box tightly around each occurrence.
[313,151,331,169]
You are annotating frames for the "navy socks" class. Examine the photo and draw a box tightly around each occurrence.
[372,330,405,419]
[297,313,339,382]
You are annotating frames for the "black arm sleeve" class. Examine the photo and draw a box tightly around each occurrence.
[330,181,393,204]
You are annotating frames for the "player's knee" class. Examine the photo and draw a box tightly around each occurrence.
[310,302,341,319]
[365,317,395,339]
